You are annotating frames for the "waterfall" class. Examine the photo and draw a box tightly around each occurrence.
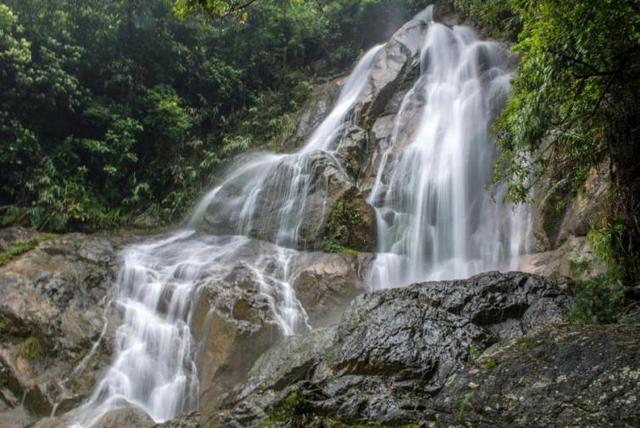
[72,45,384,427]
[72,8,532,426]
[368,15,529,289]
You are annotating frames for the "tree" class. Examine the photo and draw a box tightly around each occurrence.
[173,0,259,20]
[492,0,640,283]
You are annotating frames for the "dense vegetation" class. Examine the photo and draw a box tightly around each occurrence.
[0,0,425,231]
[452,0,640,306]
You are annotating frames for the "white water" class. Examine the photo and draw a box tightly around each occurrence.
[368,13,530,289]
[73,45,384,427]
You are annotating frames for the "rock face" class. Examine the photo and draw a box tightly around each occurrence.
[0,228,133,426]
[210,272,577,427]
[198,15,430,254]
[187,239,374,417]
[290,252,373,327]
[287,80,342,150]
[433,324,640,427]
[523,161,611,280]
[190,260,285,416]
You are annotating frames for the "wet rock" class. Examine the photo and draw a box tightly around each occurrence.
[433,324,640,427]
[532,161,610,253]
[358,18,428,125]
[191,261,284,417]
[519,235,608,280]
[290,252,373,327]
[288,80,342,150]
[201,150,359,251]
[335,126,369,180]
[318,187,377,253]
[213,271,574,426]
[556,161,610,243]
[0,229,131,419]
[0,227,41,253]
[358,114,396,194]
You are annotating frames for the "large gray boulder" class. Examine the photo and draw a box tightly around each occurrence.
[209,271,575,427]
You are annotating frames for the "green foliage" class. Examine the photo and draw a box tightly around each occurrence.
[263,391,312,426]
[319,200,362,254]
[569,276,626,324]
[493,2,640,200]
[0,234,54,266]
[514,336,537,350]
[467,344,481,360]
[481,357,498,369]
[446,0,521,39]
[457,391,475,423]
[1,0,426,232]
[174,0,255,20]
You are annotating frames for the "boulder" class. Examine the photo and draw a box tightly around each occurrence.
[33,405,155,428]
[93,406,156,428]
[0,229,131,420]
[211,271,574,427]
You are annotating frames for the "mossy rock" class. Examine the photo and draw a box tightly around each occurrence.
[319,189,376,253]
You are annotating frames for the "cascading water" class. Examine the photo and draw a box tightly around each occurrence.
[368,11,530,289]
[72,44,385,427]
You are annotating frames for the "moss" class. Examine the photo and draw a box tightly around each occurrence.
[514,336,537,350]
[318,239,360,256]
[481,357,498,369]
[0,234,54,266]
[263,391,312,426]
[319,198,370,254]
[20,336,45,360]
[568,276,625,324]
[467,344,481,361]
